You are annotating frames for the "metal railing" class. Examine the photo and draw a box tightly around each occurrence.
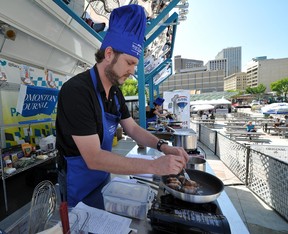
[190,123,288,221]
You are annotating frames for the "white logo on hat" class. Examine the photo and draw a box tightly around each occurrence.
[131,42,142,56]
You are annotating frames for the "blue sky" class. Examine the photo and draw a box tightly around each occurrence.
[173,0,288,70]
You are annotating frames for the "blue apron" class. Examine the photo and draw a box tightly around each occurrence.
[146,109,157,128]
[146,116,157,128]
[64,68,121,207]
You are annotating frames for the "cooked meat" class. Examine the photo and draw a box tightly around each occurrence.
[183,179,198,187]
[167,182,181,190]
[178,175,185,183]
[165,175,199,194]
[166,177,181,184]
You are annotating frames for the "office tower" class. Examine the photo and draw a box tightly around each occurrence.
[215,46,241,76]
[174,55,204,73]
[246,57,288,92]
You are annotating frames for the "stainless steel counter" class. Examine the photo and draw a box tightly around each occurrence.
[123,145,250,234]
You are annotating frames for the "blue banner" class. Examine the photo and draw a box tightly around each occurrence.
[16,85,59,117]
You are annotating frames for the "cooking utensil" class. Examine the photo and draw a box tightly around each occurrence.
[172,130,198,150]
[161,169,224,203]
[60,201,70,234]
[186,156,206,171]
[28,180,57,233]
[182,168,191,181]
[164,127,198,150]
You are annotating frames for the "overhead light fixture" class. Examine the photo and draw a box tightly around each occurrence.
[0,24,17,41]
[178,15,187,21]
[179,9,189,15]
[174,2,189,9]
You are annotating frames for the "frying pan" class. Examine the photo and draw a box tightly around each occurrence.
[161,169,224,203]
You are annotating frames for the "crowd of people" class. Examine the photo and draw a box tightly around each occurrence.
[199,110,215,120]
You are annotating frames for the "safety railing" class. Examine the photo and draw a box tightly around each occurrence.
[191,123,288,222]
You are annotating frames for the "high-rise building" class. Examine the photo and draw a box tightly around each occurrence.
[160,69,225,94]
[159,55,225,94]
[246,57,288,92]
[206,58,228,77]
[215,46,241,76]
[174,55,204,73]
[224,72,247,91]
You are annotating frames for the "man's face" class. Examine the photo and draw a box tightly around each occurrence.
[105,52,138,86]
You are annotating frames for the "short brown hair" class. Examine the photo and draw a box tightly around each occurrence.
[95,48,123,63]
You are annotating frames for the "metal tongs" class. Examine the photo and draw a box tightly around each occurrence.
[182,168,191,181]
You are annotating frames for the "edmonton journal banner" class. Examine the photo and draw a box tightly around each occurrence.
[16,84,59,117]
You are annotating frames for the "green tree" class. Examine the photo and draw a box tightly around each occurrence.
[271,78,288,101]
[120,78,138,96]
[245,84,266,100]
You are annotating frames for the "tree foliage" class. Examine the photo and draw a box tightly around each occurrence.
[245,84,266,100]
[245,84,266,95]
[270,77,288,101]
[120,78,138,96]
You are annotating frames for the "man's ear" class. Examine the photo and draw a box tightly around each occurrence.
[104,47,114,62]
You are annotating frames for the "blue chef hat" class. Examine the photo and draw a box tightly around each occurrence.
[154,97,165,106]
[100,4,146,59]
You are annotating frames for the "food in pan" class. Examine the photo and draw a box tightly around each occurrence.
[165,175,199,194]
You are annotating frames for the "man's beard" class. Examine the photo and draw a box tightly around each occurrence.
[105,64,121,86]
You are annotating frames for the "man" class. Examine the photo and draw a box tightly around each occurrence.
[56,5,188,208]
[146,97,168,127]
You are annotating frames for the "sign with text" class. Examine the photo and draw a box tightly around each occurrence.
[16,85,59,117]
[250,144,288,163]
[163,90,190,128]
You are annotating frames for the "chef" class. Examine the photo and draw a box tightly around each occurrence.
[56,4,188,209]
[146,97,168,128]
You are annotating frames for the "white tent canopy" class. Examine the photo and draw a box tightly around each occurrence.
[190,98,231,106]
[190,104,215,112]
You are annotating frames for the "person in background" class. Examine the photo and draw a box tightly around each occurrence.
[146,97,168,126]
[284,115,288,126]
[273,117,281,128]
[201,112,208,120]
[245,121,256,132]
[209,112,215,120]
[56,5,188,209]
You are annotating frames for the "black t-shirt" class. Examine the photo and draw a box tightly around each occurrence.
[56,66,130,156]
[146,108,156,118]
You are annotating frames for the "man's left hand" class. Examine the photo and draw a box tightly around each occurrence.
[161,144,189,163]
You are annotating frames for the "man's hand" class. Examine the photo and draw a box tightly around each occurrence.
[161,144,189,163]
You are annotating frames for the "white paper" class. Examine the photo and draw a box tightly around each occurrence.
[126,154,157,160]
[75,202,132,234]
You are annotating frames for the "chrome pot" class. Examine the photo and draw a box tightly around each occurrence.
[186,156,206,171]
[172,130,197,150]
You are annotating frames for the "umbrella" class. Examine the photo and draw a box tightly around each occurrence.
[190,104,215,112]
[261,104,288,115]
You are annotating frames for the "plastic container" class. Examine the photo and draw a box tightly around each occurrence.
[101,181,154,220]
[5,207,89,234]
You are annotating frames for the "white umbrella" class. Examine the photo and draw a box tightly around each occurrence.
[261,103,288,114]
[190,104,215,112]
